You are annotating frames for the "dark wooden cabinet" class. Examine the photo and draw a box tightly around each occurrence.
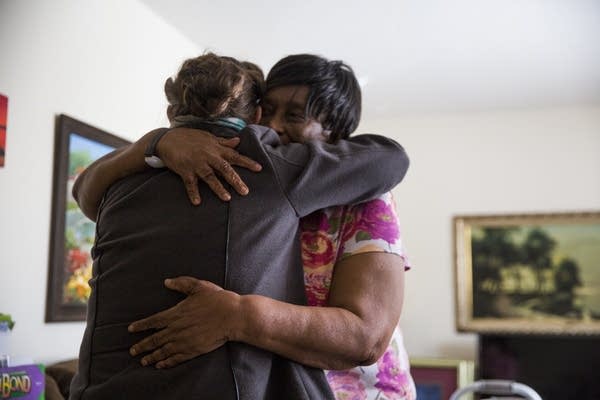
[478,335,600,400]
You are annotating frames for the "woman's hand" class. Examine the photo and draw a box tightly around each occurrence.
[72,127,263,221]
[157,128,262,205]
[128,253,404,371]
[128,277,241,369]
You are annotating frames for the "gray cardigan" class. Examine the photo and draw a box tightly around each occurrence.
[70,124,409,400]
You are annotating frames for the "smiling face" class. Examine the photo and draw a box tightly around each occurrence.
[260,85,330,144]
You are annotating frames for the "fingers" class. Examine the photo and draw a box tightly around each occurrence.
[225,149,262,172]
[217,137,262,172]
[164,277,205,295]
[165,278,223,296]
[181,173,201,205]
[181,163,237,202]
[217,137,240,148]
[161,130,264,205]
[137,342,192,369]
[175,146,262,202]
[209,159,248,196]
[128,309,173,333]
[232,156,262,173]
[156,353,191,369]
[139,341,178,367]
[196,167,231,201]
[129,329,171,358]
[207,148,263,196]
[191,279,223,292]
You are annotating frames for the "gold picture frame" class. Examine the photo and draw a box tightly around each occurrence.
[410,358,474,400]
[454,211,600,334]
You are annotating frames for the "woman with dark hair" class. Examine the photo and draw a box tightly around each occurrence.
[74,54,416,400]
[264,54,362,141]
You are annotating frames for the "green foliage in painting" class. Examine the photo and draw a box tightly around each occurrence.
[69,150,92,176]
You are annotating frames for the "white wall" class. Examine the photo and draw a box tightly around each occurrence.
[0,0,199,364]
[1,0,599,368]
[360,106,600,360]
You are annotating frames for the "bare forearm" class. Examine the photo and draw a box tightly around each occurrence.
[72,130,159,221]
[236,296,382,370]
[127,243,404,373]
[234,253,405,370]
[73,147,128,221]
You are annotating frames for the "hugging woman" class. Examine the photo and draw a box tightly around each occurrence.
[72,53,416,400]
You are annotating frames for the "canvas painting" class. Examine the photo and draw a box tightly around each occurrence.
[46,115,130,321]
[455,212,600,334]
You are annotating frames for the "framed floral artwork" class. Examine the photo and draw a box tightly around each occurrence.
[455,212,600,334]
[410,358,474,400]
[46,115,130,322]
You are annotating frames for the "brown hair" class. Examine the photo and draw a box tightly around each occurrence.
[165,53,265,122]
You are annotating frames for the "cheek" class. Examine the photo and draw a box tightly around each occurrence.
[273,121,327,143]
[302,122,326,141]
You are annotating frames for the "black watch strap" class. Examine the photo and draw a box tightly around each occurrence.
[144,128,171,168]
[144,128,171,157]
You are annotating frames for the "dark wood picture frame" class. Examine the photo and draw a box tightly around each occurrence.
[455,211,600,335]
[46,114,130,322]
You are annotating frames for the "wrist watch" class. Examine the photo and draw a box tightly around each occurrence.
[144,128,171,168]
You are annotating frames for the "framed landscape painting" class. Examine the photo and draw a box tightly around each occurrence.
[455,212,600,334]
[410,358,474,400]
[46,115,130,322]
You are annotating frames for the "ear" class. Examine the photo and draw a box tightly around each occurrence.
[252,106,262,124]
[164,77,174,99]
[166,105,175,123]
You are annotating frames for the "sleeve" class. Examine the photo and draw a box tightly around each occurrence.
[337,192,411,270]
[267,133,410,218]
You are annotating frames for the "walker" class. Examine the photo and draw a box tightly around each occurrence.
[449,379,543,400]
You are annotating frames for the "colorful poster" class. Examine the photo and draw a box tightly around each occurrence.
[0,94,7,167]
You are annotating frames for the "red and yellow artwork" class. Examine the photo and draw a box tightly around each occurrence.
[0,94,7,167]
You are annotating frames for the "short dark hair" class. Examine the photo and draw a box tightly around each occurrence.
[266,54,361,141]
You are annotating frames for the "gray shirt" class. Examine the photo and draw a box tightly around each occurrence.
[70,123,409,400]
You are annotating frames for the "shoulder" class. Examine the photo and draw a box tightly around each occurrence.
[243,125,311,167]
[337,193,412,270]
[243,124,280,145]
[344,192,401,244]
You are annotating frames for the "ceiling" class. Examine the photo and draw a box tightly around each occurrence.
[141,0,600,119]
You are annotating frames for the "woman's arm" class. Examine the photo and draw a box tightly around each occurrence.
[72,129,157,221]
[239,252,405,369]
[73,127,262,221]
[128,252,404,370]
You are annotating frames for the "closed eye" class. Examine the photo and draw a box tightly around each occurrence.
[287,113,305,122]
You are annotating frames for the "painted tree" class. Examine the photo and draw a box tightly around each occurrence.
[472,227,521,292]
[521,228,556,292]
[471,227,521,317]
[550,258,583,316]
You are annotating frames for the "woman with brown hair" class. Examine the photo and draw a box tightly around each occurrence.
[75,54,416,400]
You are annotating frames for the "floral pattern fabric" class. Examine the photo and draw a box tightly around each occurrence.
[300,192,416,400]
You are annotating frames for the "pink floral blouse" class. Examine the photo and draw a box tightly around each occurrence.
[300,192,416,400]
